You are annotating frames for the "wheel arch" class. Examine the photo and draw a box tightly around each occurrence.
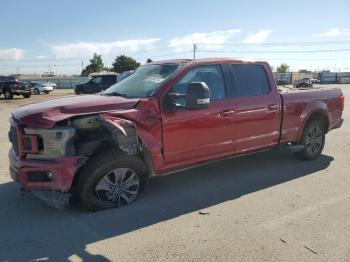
[70,135,153,194]
[298,110,329,142]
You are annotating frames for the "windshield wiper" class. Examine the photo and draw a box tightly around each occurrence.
[102,91,128,98]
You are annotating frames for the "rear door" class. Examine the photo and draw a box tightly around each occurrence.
[227,63,281,153]
[162,64,236,168]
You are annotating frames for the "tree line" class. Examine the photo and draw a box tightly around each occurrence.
[81,53,152,76]
[81,53,291,76]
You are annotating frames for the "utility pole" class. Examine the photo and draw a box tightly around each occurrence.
[54,65,58,76]
[81,61,84,73]
[193,43,197,59]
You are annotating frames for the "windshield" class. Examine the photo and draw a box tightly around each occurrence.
[103,63,181,98]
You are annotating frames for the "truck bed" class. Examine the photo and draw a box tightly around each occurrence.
[279,87,343,143]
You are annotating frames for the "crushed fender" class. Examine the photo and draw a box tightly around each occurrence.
[99,114,141,155]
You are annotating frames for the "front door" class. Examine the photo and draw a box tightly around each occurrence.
[161,64,236,169]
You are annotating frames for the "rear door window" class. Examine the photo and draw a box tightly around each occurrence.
[230,64,270,97]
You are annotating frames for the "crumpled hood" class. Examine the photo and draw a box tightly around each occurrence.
[13,94,140,128]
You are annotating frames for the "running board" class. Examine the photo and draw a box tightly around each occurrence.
[280,144,304,153]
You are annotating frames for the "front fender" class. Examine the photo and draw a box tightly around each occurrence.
[99,99,164,174]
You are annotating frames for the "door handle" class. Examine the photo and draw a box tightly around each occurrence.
[220,110,235,117]
[267,104,279,111]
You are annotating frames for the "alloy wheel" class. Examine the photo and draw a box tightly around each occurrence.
[305,125,323,155]
[94,168,139,206]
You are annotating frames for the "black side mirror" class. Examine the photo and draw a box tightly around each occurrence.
[186,82,210,110]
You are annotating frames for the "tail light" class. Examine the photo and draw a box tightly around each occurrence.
[340,95,344,112]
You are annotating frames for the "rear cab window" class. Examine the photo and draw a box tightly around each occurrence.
[228,64,270,97]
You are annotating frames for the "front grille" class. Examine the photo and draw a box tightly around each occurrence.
[9,125,19,156]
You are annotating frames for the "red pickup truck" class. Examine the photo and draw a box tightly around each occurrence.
[8,58,344,211]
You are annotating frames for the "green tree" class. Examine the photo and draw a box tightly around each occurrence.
[81,53,104,76]
[276,63,289,73]
[112,55,140,73]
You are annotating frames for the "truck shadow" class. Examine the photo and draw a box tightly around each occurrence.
[0,150,334,261]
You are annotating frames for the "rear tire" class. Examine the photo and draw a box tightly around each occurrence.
[295,119,325,160]
[76,150,149,211]
[23,93,31,98]
[44,91,49,94]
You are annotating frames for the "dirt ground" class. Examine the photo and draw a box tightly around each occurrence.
[0,86,349,262]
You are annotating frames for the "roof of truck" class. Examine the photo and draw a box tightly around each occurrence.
[149,57,265,65]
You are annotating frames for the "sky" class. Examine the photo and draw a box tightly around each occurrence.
[0,0,349,75]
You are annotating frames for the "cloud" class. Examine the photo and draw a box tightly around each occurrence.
[49,38,160,58]
[35,55,48,59]
[313,28,350,37]
[0,48,24,60]
[242,30,272,44]
[168,29,241,51]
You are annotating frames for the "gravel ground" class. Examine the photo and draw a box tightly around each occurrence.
[0,86,349,262]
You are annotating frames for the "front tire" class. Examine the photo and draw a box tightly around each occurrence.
[44,91,49,94]
[76,150,149,211]
[295,119,325,160]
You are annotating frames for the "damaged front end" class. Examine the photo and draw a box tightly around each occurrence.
[8,113,144,209]
[70,113,142,158]
[99,114,141,155]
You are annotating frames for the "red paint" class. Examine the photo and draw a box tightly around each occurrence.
[13,94,139,128]
[9,58,344,192]
[9,149,79,192]
[340,95,345,112]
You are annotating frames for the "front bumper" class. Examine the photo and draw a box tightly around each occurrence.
[9,148,80,192]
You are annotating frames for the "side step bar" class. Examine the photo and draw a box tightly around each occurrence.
[279,143,304,153]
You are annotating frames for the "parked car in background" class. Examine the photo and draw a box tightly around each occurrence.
[0,77,31,99]
[42,81,57,89]
[294,78,314,88]
[310,78,320,84]
[75,73,118,94]
[30,81,55,95]
[75,72,134,94]
[8,58,344,211]
[276,79,290,85]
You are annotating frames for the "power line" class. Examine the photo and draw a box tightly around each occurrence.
[204,40,350,47]
[198,48,350,54]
